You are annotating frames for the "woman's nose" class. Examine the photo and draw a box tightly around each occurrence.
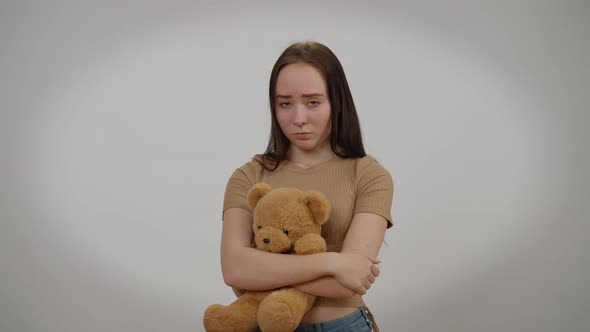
[292,107,307,126]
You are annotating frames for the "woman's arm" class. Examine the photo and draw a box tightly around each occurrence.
[222,208,381,293]
[221,207,339,290]
[232,287,246,297]
[294,212,387,297]
[292,276,356,298]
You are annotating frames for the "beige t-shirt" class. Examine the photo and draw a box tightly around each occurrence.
[222,154,394,307]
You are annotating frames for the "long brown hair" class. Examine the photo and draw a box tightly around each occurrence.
[255,41,366,171]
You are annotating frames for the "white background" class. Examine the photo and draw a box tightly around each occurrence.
[1,1,588,331]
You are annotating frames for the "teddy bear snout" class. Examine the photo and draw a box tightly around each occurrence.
[255,227,292,253]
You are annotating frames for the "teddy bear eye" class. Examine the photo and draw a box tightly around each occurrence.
[283,229,289,235]
[257,225,262,230]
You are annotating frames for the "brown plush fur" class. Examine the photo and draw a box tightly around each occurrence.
[203,183,331,332]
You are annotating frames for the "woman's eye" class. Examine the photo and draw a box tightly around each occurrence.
[278,101,319,108]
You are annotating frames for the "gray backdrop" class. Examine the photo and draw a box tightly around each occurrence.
[1,0,588,331]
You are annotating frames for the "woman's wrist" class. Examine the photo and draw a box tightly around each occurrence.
[321,251,339,276]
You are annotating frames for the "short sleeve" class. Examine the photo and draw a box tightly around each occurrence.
[221,158,262,220]
[354,156,394,229]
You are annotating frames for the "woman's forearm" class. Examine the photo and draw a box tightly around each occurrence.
[222,247,336,291]
[293,276,356,298]
[232,287,246,298]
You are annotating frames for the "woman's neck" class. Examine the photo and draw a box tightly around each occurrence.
[287,144,337,168]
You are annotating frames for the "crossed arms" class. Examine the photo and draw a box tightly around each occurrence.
[220,208,387,298]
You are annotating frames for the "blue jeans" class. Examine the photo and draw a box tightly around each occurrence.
[252,306,375,331]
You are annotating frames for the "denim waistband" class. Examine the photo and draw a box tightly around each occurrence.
[294,307,372,331]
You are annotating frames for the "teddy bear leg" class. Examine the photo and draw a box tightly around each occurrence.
[257,288,316,332]
[204,290,272,332]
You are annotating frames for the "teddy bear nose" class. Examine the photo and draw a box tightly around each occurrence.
[263,238,270,244]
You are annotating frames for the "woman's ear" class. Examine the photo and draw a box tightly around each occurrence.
[247,182,273,210]
[304,191,331,225]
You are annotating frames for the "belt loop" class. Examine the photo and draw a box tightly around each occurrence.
[314,323,322,332]
[360,306,374,330]
[360,306,369,319]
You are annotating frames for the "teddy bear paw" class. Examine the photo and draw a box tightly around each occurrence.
[257,301,297,332]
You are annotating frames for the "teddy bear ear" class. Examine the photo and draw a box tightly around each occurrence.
[247,182,273,210]
[303,191,331,225]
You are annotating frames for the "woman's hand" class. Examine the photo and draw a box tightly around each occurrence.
[328,252,381,295]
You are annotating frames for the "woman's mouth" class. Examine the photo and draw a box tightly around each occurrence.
[294,132,311,139]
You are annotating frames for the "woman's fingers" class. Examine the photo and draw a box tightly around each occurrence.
[357,286,367,295]
[332,253,382,294]
[371,264,381,277]
[369,257,382,264]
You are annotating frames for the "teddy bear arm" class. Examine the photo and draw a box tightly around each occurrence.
[294,233,327,255]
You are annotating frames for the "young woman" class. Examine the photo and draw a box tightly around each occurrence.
[220,41,394,331]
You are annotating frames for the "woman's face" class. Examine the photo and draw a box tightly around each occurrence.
[274,62,332,153]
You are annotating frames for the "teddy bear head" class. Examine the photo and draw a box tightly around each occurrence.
[247,182,330,253]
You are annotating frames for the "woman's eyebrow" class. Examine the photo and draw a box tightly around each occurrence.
[276,93,324,99]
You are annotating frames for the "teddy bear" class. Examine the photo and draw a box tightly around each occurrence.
[203,182,331,332]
